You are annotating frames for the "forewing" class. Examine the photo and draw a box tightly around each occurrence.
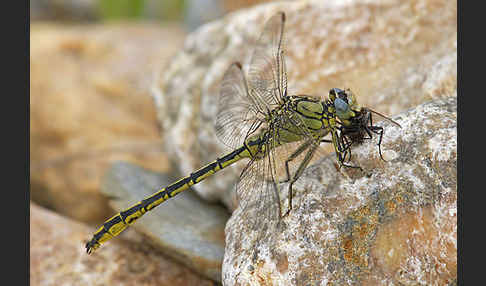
[215,12,289,149]
[247,12,287,111]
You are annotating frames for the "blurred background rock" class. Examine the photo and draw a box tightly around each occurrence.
[30,0,276,29]
[30,0,276,225]
[30,1,275,285]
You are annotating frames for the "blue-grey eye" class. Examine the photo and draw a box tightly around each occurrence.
[334,97,353,119]
[334,97,348,112]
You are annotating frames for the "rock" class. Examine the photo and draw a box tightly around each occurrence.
[30,203,216,286]
[223,97,457,285]
[100,161,229,282]
[30,23,186,223]
[152,0,457,211]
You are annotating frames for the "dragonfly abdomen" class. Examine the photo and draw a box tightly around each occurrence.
[86,145,249,254]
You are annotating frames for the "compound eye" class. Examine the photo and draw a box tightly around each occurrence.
[334,97,355,120]
[334,97,348,112]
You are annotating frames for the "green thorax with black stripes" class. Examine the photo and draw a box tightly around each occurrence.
[244,95,338,157]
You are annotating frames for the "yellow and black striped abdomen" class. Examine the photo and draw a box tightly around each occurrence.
[86,144,250,254]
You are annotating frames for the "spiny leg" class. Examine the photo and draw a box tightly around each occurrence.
[283,140,313,183]
[281,140,312,218]
[339,134,353,162]
[333,130,362,171]
[365,111,387,161]
[361,112,373,141]
[267,142,284,220]
[337,156,363,171]
[364,111,385,161]
[321,136,352,162]
[370,125,385,160]
[283,144,317,217]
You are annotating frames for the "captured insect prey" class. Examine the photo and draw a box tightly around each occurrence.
[86,11,399,254]
[329,87,402,166]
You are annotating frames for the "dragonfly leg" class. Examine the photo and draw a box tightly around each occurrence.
[283,144,317,217]
[332,129,363,171]
[340,134,353,162]
[365,112,387,161]
[338,160,363,171]
[283,140,312,183]
[364,111,386,162]
[370,125,385,161]
[361,112,373,141]
[321,137,352,162]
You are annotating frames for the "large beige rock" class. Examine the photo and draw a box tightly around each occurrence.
[152,0,457,211]
[30,23,185,223]
[223,97,457,285]
[30,203,215,286]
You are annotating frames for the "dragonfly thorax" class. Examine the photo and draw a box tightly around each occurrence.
[243,95,340,160]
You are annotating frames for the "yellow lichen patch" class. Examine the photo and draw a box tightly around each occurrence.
[358,222,373,240]
[342,237,369,269]
[342,238,354,263]
[339,203,383,274]
[357,205,371,217]
[384,200,397,214]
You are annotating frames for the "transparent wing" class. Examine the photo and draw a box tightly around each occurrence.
[236,127,287,234]
[236,151,280,233]
[247,11,287,112]
[215,11,287,149]
[215,62,265,149]
[235,134,330,233]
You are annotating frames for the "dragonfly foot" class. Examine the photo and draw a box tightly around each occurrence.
[282,208,292,218]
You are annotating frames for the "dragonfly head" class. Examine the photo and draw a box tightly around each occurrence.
[328,88,361,123]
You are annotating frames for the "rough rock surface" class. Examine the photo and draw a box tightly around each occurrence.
[223,97,457,285]
[30,203,215,286]
[100,162,229,282]
[30,23,185,223]
[152,0,457,211]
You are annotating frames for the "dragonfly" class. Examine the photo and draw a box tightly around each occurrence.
[85,11,391,254]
